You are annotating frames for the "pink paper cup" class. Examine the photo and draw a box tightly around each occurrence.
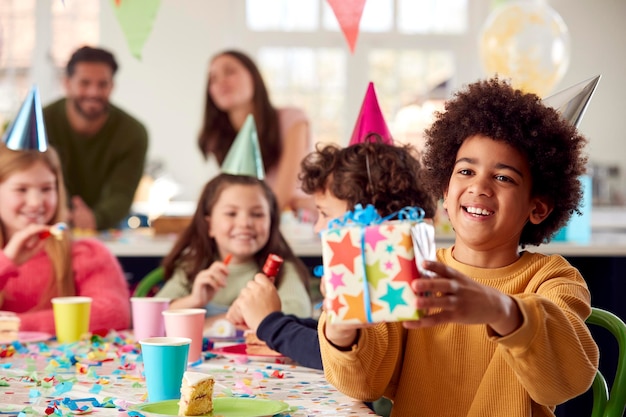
[162,308,206,363]
[131,297,171,341]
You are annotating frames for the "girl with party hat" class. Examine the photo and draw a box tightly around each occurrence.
[157,115,311,326]
[0,87,130,335]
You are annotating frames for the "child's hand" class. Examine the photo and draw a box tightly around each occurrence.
[2,224,50,265]
[324,322,360,349]
[189,260,229,306]
[403,260,522,336]
[226,273,281,333]
[70,196,96,230]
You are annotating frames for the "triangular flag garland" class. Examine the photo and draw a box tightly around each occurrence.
[541,75,601,129]
[327,0,366,54]
[110,0,161,60]
[221,114,266,180]
[2,85,48,152]
[349,82,393,145]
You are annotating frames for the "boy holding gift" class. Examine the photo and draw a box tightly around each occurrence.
[319,78,599,417]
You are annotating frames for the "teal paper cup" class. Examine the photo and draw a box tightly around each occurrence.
[139,336,191,401]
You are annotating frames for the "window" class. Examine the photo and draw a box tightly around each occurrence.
[51,1,99,68]
[244,0,469,148]
[0,0,36,128]
[0,0,98,129]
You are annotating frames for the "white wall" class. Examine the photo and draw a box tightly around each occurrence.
[550,0,626,177]
[94,0,626,201]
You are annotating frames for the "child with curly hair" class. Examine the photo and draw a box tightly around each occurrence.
[318,78,599,417]
[226,138,437,369]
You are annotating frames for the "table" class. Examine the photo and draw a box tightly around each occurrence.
[0,332,375,416]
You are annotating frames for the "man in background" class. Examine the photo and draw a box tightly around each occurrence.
[44,46,148,230]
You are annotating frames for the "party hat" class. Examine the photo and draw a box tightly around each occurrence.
[348,82,393,146]
[542,75,601,128]
[221,114,265,179]
[2,85,48,151]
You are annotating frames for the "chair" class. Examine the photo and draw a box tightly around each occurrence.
[587,307,626,417]
[133,266,165,297]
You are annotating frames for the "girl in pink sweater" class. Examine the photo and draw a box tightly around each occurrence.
[0,144,130,335]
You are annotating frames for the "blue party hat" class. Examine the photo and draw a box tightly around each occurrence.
[2,85,48,152]
[542,75,601,128]
[221,114,265,179]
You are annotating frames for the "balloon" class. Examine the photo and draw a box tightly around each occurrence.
[479,0,570,97]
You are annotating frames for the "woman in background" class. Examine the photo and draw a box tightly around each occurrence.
[198,50,312,212]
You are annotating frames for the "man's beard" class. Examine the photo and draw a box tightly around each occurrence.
[72,97,110,121]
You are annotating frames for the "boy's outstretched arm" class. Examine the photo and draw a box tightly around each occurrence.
[403,260,523,336]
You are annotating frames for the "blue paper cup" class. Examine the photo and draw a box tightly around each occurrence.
[139,336,191,401]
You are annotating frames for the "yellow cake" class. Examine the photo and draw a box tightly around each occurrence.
[178,371,214,416]
[0,311,20,344]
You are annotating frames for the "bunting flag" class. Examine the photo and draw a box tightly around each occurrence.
[111,0,161,60]
[327,0,366,54]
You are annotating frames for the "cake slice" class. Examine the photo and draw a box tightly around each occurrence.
[178,371,214,416]
[0,311,20,344]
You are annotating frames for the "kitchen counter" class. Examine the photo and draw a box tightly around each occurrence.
[98,228,626,258]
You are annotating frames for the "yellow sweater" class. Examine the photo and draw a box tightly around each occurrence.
[318,247,599,417]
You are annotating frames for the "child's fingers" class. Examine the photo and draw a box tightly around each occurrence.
[411,277,459,295]
[254,273,274,285]
[422,260,465,281]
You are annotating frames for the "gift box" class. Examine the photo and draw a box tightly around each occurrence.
[321,205,429,324]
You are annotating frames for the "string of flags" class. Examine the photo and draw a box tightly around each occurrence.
[107,0,368,60]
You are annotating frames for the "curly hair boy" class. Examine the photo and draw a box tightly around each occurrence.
[318,78,598,417]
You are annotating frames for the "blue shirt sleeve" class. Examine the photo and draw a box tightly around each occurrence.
[256,311,322,370]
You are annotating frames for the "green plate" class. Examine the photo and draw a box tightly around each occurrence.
[132,397,290,416]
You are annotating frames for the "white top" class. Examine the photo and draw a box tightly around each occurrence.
[183,371,214,386]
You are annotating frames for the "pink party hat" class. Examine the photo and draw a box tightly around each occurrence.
[2,85,48,152]
[348,82,393,146]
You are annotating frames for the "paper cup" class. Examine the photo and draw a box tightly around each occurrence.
[139,337,190,401]
[162,308,206,363]
[51,296,92,343]
[131,297,171,341]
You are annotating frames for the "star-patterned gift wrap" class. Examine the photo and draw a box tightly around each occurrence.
[321,205,427,325]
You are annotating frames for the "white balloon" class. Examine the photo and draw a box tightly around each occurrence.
[479,1,570,97]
